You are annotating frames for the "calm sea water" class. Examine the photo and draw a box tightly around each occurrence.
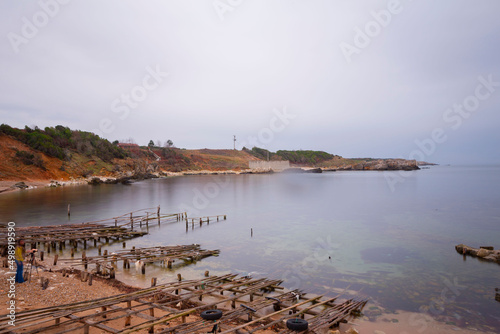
[1,165,499,330]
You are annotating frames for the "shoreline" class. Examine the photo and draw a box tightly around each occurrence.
[0,164,427,196]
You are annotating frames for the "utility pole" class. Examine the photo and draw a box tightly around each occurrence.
[233,135,236,150]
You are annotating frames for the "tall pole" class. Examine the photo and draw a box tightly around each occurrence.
[233,135,236,150]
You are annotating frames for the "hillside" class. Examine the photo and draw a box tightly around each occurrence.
[0,124,420,189]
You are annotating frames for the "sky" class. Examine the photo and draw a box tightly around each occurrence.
[1,0,499,164]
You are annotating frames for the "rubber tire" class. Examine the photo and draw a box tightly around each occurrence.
[200,309,223,321]
[286,318,308,331]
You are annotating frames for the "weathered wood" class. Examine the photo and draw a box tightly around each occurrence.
[0,273,367,334]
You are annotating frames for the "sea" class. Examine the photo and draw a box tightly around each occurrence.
[1,165,499,331]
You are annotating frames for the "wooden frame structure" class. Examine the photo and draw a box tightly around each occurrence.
[0,274,367,333]
[57,245,220,276]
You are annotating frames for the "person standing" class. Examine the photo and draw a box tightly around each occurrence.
[15,239,25,283]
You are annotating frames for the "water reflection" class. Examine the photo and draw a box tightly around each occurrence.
[1,166,499,331]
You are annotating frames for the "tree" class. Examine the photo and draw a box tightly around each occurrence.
[166,139,173,147]
[148,140,154,147]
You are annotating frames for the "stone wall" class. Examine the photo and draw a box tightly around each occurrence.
[249,161,290,171]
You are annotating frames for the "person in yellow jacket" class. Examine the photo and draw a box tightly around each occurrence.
[15,239,26,283]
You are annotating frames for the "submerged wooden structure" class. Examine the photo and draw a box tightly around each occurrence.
[0,274,367,333]
[57,244,220,276]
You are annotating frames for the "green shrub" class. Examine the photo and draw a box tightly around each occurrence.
[1,124,128,162]
[15,150,46,170]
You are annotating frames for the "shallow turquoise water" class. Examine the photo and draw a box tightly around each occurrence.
[1,165,499,330]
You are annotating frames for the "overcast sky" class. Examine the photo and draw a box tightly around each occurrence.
[1,1,499,164]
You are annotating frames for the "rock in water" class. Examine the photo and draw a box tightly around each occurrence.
[477,248,491,258]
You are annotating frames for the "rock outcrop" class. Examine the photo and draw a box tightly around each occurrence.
[455,244,500,264]
[352,159,419,171]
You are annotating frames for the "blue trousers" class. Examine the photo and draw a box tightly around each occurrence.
[15,260,24,283]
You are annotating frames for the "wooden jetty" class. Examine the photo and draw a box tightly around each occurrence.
[0,274,367,333]
[184,215,227,230]
[0,207,189,254]
[57,244,220,276]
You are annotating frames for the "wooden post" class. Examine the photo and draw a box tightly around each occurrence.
[84,324,89,334]
[83,239,87,249]
[82,251,87,270]
[141,263,146,275]
[151,277,157,287]
[94,238,97,247]
[231,300,236,309]
[98,245,102,255]
[59,241,64,251]
[101,306,107,318]
[53,254,58,266]
[70,247,74,257]
[205,270,209,277]
[148,308,155,333]
[125,301,132,326]
[130,213,133,230]
[115,219,117,227]
[224,215,227,220]
[251,228,253,237]
[40,251,44,261]
[46,242,50,254]
[104,249,108,259]
[67,204,70,217]
[88,274,93,286]
[123,259,129,269]
[167,260,172,269]
[207,217,209,224]
[110,267,115,279]
[123,242,126,248]
[96,263,101,275]
[177,273,182,281]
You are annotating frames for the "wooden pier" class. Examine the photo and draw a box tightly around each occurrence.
[184,215,227,230]
[57,244,220,276]
[0,207,190,254]
[0,274,367,333]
